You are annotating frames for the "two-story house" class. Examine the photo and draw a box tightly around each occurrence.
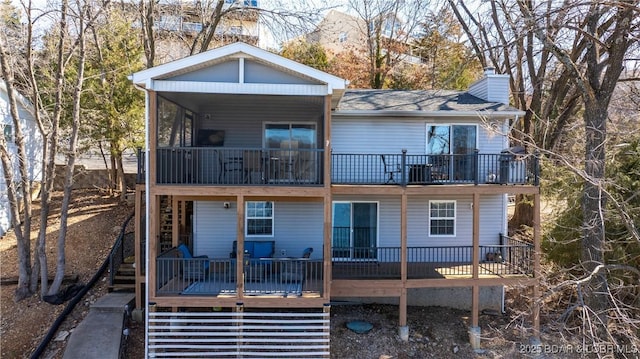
[129,42,541,357]
[0,82,43,237]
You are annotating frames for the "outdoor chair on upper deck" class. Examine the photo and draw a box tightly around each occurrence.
[381,155,401,184]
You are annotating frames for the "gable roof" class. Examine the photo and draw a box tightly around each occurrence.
[130,42,347,95]
[335,89,525,117]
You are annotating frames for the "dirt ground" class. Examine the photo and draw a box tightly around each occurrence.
[2,190,585,359]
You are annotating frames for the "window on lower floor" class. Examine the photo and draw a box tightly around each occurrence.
[429,200,456,236]
[246,201,274,237]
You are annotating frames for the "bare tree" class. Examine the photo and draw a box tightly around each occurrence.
[450,0,640,343]
[1,0,108,299]
[137,0,331,66]
[0,37,34,300]
[524,0,639,335]
[447,0,638,229]
[346,0,431,89]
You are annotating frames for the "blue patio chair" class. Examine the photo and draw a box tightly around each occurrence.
[177,243,210,280]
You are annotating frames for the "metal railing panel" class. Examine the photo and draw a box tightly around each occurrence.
[152,147,324,186]
[148,310,330,358]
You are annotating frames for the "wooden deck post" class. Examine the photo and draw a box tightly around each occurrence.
[399,191,408,341]
[235,302,244,356]
[470,193,481,349]
[236,195,245,298]
[148,194,158,300]
[532,192,541,338]
[323,94,332,302]
[323,303,331,359]
[134,185,144,310]
[323,194,332,301]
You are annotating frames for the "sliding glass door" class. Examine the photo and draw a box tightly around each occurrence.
[427,124,477,181]
[264,123,316,182]
[332,202,378,260]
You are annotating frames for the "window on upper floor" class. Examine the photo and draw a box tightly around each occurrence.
[246,201,274,237]
[338,32,348,43]
[3,124,13,143]
[428,200,456,236]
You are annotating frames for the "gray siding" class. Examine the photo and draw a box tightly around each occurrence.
[169,60,239,82]
[194,200,324,259]
[245,61,315,85]
[332,194,504,248]
[331,117,506,155]
[199,96,324,148]
[167,59,319,85]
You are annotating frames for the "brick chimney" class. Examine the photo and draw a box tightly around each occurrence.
[468,67,510,105]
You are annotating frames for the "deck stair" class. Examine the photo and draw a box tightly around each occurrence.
[159,195,173,252]
[109,261,136,292]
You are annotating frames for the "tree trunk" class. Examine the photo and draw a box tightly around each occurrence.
[49,10,86,294]
[116,153,127,202]
[509,194,534,232]
[0,36,34,300]
[581,101,608,330]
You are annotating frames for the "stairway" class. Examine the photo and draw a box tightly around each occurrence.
[109,260,136,292]
[159,195,173,252]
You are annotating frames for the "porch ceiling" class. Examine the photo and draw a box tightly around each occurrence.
[160,92,326,113]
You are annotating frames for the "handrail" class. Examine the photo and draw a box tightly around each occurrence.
[138,148,540,186]
[108,212,135,287]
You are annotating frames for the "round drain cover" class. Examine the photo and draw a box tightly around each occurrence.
[346,320,373,334]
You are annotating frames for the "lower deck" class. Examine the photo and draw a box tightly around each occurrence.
[154,253,533,301]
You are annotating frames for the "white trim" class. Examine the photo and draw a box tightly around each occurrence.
[245,201,275,238]
[150,80,330,96]
[428,200,457,237]
[238,58,245,84]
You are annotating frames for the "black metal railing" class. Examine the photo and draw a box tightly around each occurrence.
[138,148,539,186]
[149,147,323,186]
[331,244,534,279]
[156,255,323,297]
[136,148,145,183]
[497,233,534,275]
[108,213,135,287]
[331,150,539,186]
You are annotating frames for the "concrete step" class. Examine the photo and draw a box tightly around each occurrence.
[63,292,135,359]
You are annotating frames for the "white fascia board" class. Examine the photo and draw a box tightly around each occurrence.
[333,110,526,118]
[152,80,331,96]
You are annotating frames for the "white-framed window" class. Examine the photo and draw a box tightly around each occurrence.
[2,124,12,143]
[338,32,348,42]
[428,200,456,236]
[246,201,274,237]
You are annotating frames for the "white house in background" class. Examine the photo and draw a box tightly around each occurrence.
[0,82,43,237]
[128,42,541,357]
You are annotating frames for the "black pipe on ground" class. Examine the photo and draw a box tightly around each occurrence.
[30,212,135,359]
